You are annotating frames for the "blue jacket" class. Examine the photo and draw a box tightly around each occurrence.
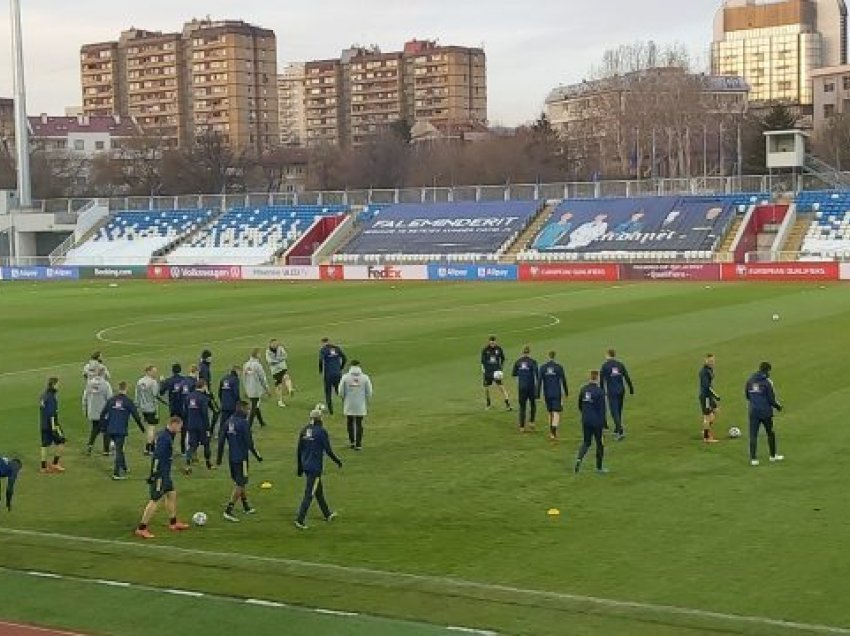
[745,372,782,418]
[0,457,20,510]
[699,365,719,400]
[319,344,347,378]
[480,345,506,372]
[297,422,342,475]
[199,359,212,385]
[181,376,198,415]
[39,389,59,432]
[217,413,261,464]
[100,394,144,437]
[159,374,188,415]
[218,373,241,411]
[578,382,607,428]
[149,429,175,481]
[600,359,634,396]
[538,361,568,399]
[512,356,539,393]
[185,390,211,432]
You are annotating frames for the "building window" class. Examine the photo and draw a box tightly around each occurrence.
[824,82,835,93]
[73,139,85,151]
[95,141,106,151]
[825,104,836,118]
[844,76,850,91]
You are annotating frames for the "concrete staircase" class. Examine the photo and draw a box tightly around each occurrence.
[500,202,555,263]
[715,216,744,262]
[779,217,812,260]
[150,208,229,263]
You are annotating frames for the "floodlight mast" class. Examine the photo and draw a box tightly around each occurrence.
[9,0,31,265]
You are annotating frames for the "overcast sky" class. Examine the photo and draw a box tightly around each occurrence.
[0,0,721,125]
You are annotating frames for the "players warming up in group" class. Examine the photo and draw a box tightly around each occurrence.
[746,362,784,466]
[217,401,263,522]
[135,416,189,539]
[699,354,721,444]
[136,366,164,456]
[538,351,568,440]
[184,379,214,473]
[574,370,608,474]
[243,349,270,428]
[481,336,512,411]
[295,408,342,530]
[39,377,66,474]
[512,346,538,432]
[319,338,347,415]
[600,349,634,441]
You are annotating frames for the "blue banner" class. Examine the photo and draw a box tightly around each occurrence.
[1,266,80,281]
[427,264,518,281]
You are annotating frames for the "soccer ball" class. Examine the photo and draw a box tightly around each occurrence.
[728,427,742,439]
[192,512,208,527]
[493,370,504,381]
[314,403,327,413]
[772,314,780,322]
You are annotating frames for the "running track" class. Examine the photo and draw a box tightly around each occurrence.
[0,623,85,636]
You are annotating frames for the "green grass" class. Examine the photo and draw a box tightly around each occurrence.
[1,280,849,636]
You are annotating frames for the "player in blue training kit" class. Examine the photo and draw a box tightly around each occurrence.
[135,416,189,539]
[100,382,145,480]
[512,346,539,432]
[481,336,511,411]
[38,377,66,474]
[745,362,784,467]
[218,367,241,437]
[600,349,634,441]
[699,354,721,443]
[159,363,189,452]
[0,457,22,512]
[575,370,608,474]
[538,351,569,440]
[184,380,213,474]
[217,401,263,522]
[319,338,347,415]
[295,408,343,530]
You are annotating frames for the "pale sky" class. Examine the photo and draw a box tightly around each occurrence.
[0,0,721,126]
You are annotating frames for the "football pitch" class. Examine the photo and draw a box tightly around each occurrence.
[1,279,849,636]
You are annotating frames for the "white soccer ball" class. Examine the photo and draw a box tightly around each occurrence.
[728,427,742,439]
[493,370,504,381]
[315,403,327,413]
[772,314,780,322]
[192,511,208,527]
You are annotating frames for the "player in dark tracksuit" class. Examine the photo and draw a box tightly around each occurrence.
[0,457,22,512]
[159,364,189,452]
[745,362,784,466]
[699,354,721,443]
[198,350,220,433]
[319,338,347,415]
[574,370,608,474]
[135,416,189,539]
[100,382,145,480]
[184,381,213,473]
[295,409,343,530]
[481,336,512,411]
[217,401,263,522]
[217,367,241,438]
[538,351,569,440]
[511,346,539,432]
[39,377,66,474]
[600,349,634,441]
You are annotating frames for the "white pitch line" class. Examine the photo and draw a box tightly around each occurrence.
[245,598,286,608]
[447,627,498,636]
[315,609,359,617]
[0,527,847,635]
[165,589,204,598]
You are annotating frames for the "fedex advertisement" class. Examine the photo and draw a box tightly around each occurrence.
[427,264,518,281]
[0,266,79,281]
[721,262,839,281]
[147,265,243,281]
[519,264,619,282]
[344,265,428,281]
[242,266,321,280]
[621,263,720,281]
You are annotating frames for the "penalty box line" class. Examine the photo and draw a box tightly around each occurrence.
[0,527,848,635]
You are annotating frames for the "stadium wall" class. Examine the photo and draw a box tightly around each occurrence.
[2,262,849,282]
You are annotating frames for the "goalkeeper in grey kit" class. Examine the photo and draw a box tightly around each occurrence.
[266,339,293,407]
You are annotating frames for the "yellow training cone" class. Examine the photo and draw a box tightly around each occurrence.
[260,482,273,490]
[547,508,561,517]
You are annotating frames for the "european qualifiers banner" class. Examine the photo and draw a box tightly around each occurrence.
[621,263,721,281]
[518,264,620,282]
[720,262,840,281]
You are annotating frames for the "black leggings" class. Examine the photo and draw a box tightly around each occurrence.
[346,416,364,447]
[87,420,109,453]
[248,398,266,428]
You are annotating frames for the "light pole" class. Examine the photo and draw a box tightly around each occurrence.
[9,0,32,266]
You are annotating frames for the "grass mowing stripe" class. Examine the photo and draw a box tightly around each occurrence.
[0,527,847,636]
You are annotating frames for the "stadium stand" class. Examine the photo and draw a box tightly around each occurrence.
[518,196,739,262]
[333,201,542,263]
[798,191,850,258]
[64,209,214,266]
[165,205,347,266]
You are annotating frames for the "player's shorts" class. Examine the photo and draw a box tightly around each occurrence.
[41,428,66,447]
[700,396,718,416]
[187,428,208,449]
[149,476,174,501]
[229,461,249,487]
[545,397,563,413]
[142,412,159,426]
[482,370,502,387]
[272,369,288,386]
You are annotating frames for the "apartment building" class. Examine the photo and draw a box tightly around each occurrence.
[304,59,344,146]
[80,19,279,152]
[278,63,307,146]
[812,64,850,131]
